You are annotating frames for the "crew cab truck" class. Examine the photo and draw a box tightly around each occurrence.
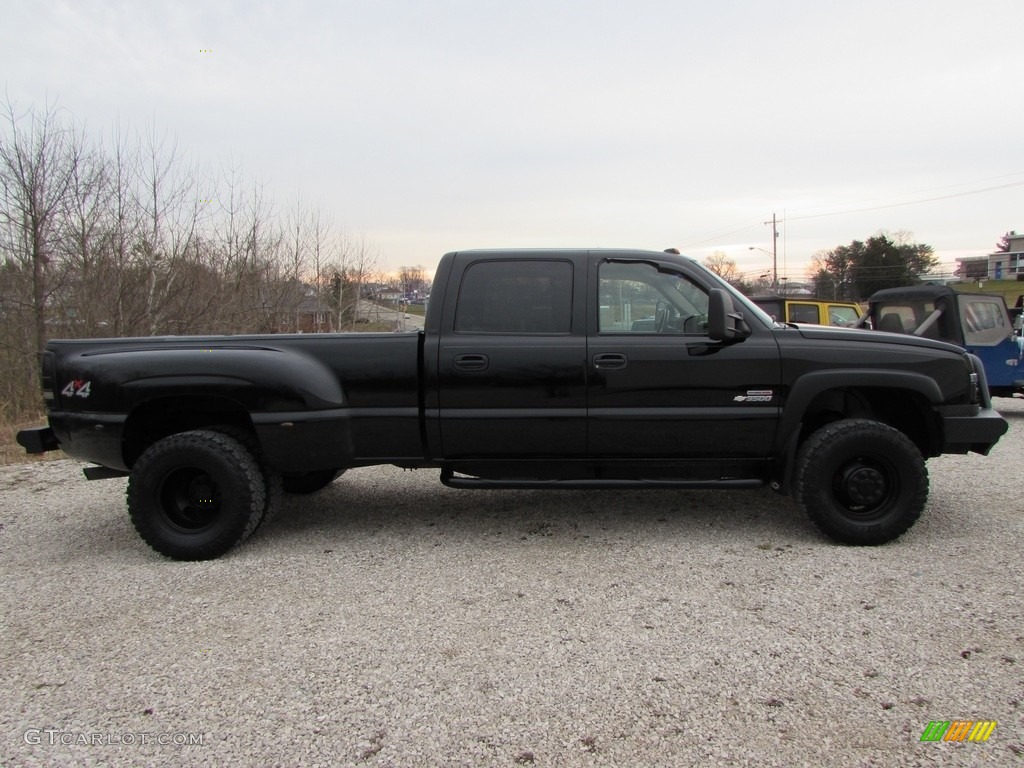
[17,249,1008,560]
[865,284,1024,398]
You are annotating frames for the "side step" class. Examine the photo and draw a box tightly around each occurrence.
[439,468,764,491]
[83,465,131,481]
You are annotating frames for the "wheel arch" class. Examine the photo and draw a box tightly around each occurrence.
[774,371,943,491]
[122,395,256,469]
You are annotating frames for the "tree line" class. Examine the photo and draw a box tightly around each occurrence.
[807,232,937,300]
[704,230,938,299]
[0,100,379,419]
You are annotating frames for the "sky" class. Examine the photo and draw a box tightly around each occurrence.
[3,0,1023,281]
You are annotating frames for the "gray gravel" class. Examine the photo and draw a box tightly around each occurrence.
[2,401,1023,767]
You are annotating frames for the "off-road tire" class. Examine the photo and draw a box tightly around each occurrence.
[208,424,282,527]
[794,418,928,545]
[281,469,343,495]
[127,430,266,560]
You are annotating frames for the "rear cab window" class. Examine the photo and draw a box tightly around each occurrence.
[454,260,573,334]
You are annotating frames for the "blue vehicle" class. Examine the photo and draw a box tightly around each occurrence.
[866,284,1024,398]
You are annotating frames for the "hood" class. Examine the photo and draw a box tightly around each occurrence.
[790,323,966,354]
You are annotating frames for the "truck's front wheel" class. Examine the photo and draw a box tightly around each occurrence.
[794,419,928,545]
[127,430,266,560]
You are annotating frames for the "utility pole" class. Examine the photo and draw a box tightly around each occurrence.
[765,213,779,290]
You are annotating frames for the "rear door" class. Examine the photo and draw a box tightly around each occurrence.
[436,255,587,458]
[587,257,781,459]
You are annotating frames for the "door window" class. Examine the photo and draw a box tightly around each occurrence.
[454,260,572,334]
[827,305,859,327]
[787,303,820,324]
[598,261,709,334]
[960,297,1010,346]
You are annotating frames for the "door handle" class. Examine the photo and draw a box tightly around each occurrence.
[593,353,627,370]
[454,354,489,372]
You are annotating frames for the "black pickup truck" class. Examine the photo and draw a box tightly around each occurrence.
[17,249,1008,559]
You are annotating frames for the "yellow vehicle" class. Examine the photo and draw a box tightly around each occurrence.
[750,296,863,327]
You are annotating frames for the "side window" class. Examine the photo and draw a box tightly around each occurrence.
[874,302,934,334]
[960,297,1009,346]
[454,260,572,334]
[752,298,782,322]
[598,261,709,334]
[788,303,821,324]
[827,305,859,327]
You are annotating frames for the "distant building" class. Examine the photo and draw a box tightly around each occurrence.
[295,291,332,333]
[955,256,989,280]
[957,231,1024,281]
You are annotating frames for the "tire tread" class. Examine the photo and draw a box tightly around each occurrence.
[794,418,928,545]
[127,430,266,560]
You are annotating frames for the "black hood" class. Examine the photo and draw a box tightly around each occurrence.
[791,323,965,354]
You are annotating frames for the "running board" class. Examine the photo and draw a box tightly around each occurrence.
[439,468,764,490]
[83,465,131,481]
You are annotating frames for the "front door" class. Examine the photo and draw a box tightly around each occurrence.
[587,258,781,460]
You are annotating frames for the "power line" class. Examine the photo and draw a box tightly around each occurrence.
[677,221,763,249]
[784,171,1024,218]
[785,180,1024,222]
[679,171,1024,251]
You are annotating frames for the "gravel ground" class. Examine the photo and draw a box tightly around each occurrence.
[2,402,1023,767]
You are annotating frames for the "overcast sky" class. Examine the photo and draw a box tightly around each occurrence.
[3,0,1023,280]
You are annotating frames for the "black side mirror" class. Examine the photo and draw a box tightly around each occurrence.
[708,289,750,342]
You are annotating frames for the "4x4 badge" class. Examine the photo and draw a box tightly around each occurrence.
[734,390,773,402]
[61,380,92,398]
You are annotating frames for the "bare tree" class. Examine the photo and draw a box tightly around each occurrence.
[135,122,212,334]
[55,126,112,337]
[0,99,81,359]
[398,265,428,294]
[282,197,312,332]
[703,251,739,284]
[0,97,384,418]
[338,232,379,329]
[0,99,84,414]
[99,120,145,336]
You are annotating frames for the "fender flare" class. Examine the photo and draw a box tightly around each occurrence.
[114,347,351,472]
[772,369,942,492]
[117,347,345,410]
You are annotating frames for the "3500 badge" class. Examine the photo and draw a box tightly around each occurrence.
[61,380,92,398]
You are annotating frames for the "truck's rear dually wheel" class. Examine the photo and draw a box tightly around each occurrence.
[127,430,266,560]
[794,418,928,545]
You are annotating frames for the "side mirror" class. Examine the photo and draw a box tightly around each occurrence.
[708,289,750,342]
